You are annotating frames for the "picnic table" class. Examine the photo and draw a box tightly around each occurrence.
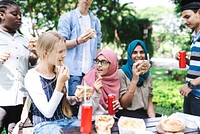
[60,113,200,134]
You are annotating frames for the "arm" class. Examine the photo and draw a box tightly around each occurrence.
[28,37,38,66]
[65,31,95,49]
[96,18,102,50]
[120,78,137,108]
[58,12,95,49]
[29,53,38,66]
[119,61,143,108]
[180,76,200,97]
[190,77,200,87]
[147,97,155,118]
[25,74,63,118]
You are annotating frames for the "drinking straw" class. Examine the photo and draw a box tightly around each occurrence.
[84,81,87,103]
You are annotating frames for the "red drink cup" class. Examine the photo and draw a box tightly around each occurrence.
[179,51,186,68]
[80,102,92,134]
[108,94,116,115]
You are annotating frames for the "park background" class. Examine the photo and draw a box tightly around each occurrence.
[18,0,188,117]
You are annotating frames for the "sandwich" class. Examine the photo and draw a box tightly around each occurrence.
[95,115,114,134]
[137,60,151,72]
[86,29,96,38]
[75,85,93,99]
[156,118,185,134]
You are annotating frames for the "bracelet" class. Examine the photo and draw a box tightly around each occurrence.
[128,89,134,94]
[76,38,79,45]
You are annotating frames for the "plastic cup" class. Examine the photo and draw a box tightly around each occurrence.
[80,102,92,134]
[179,51,186,68]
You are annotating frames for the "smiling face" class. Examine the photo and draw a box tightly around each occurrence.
[0,5,22,32]
[131,45,145,62]
[182,9,200,32]
[95,55,110,76]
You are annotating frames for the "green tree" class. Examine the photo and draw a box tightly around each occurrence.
[16,0,153,58]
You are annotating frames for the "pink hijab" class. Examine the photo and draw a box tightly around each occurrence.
[83,50,120,109]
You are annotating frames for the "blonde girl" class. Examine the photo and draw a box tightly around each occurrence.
[24,31,80,134]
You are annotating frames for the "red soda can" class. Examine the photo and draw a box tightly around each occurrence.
[80,102,92,134]
[108,94,116,115]
[179,51,186,68]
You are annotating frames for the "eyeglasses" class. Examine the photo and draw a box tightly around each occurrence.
[94,59,110,66]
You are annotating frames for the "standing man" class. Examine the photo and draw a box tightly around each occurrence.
[177,1,200,116]
[58,0,102,115]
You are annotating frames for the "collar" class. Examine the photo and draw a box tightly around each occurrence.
[75,8,95,21]
[192,30,200,44]
[0,29,23,37]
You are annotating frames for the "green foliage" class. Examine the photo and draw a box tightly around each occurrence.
[151,67,185,115]
[15,0,153,58]
[137,6,191,57]
[171,69,187,83]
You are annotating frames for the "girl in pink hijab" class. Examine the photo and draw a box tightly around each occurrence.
[78,50,121,120]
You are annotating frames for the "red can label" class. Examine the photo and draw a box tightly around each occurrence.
[108,94,116,115]
[179,51,186,68]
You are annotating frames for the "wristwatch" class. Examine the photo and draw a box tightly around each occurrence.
[187,81,196,89]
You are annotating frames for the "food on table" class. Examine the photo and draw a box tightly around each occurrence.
[118,116,146,134]
[95,115,114,134]
[156,118,185,134]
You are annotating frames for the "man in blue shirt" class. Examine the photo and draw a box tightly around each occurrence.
[178,0,200,116]
[58,0,102,115]
[58,0,102,95]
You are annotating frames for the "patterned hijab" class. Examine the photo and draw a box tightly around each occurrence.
[83,50,120,109]
[121,40,149,87]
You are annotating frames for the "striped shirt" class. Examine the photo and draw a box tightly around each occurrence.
[186,31,200,97]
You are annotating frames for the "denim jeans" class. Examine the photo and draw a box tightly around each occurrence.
[184,93,200,116]
[68,75,84,96]
[34,117,80,134]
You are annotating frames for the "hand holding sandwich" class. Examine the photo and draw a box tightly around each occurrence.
[77,29,96,44]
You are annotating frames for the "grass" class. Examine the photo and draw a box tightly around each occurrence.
[151,67,187,116]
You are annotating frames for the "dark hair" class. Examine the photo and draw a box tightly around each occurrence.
[0,0,18,13]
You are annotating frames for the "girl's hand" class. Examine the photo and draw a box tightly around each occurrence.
[94,76,103,94]
[132,61,142,81]
[112,100,122,112]
[0,51,10,62]
[57,66,70,84]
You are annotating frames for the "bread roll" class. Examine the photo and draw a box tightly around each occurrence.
[75,85,93,99]
[137,60,151,72]
[86,29,96,38]
[95,115,114,134]
[158,118,185,133]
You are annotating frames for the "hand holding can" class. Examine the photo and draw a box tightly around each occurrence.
[179,51,186,68]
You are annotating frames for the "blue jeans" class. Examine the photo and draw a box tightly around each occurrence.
[68,75,84,96]
[34,117,80,134]
[184,93,200,116]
